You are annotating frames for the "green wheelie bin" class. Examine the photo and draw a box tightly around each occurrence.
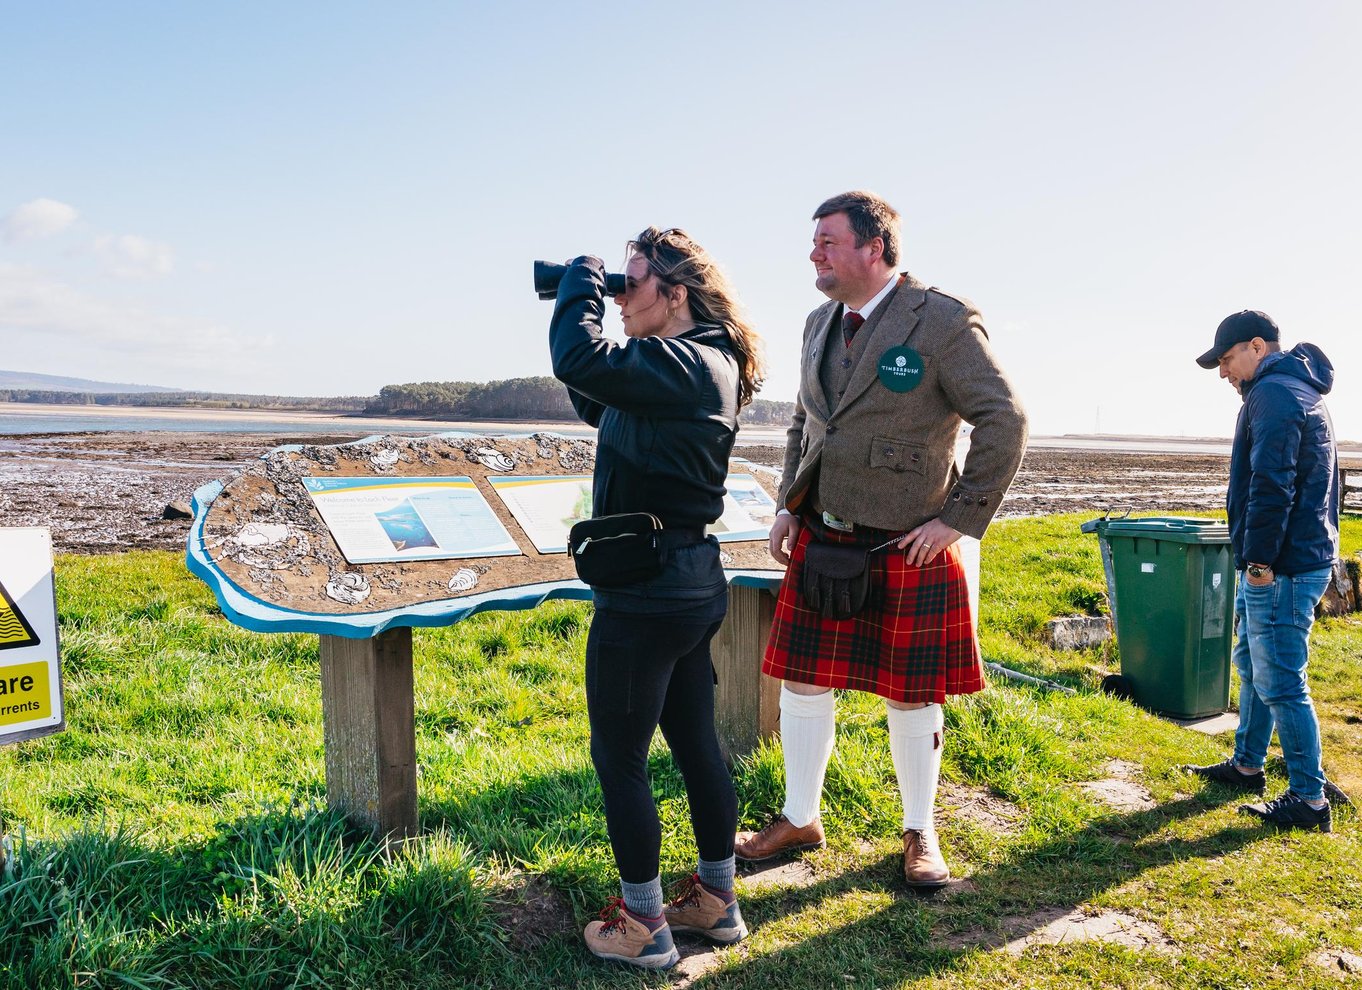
[1080,516,1235,718]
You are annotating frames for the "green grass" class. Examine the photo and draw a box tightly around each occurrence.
[2,519,1360,988]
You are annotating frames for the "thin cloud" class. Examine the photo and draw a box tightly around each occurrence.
[1,198,79,242]
[0,263,273,373]
[94,234,175,278]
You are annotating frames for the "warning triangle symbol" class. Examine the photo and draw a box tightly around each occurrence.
[0,578,40,651]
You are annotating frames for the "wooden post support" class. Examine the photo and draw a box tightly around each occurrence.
[711,583,781,762]
[318,628,418,839]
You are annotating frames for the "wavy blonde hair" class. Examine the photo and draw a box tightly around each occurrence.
[626,226,765,408]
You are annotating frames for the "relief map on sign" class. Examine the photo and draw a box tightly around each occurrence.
[303,477,520,564]
[488,473,779,554]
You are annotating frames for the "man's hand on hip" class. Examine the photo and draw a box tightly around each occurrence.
[897,518,962,567]
[769,512,801,566]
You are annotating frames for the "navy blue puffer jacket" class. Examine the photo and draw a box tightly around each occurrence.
[1228,343,1339,574]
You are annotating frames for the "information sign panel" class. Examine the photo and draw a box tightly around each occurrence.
[0,528,64,744]
[487,472,780,553]
[486,475,593,554]
[303,477,521,564]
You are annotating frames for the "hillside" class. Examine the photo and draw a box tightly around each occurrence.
[0,368,179,393]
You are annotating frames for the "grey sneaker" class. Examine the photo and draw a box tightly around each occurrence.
[1183,759,1266,795]
[1239,792,1332,833]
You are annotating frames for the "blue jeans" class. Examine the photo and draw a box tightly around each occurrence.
[1232,566,1332,802]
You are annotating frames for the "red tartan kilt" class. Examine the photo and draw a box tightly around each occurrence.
[762,517,984,704]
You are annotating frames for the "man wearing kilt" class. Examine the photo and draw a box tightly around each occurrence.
[735,191,1027,889]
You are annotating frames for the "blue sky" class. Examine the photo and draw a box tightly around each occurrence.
[2,1,1359,438]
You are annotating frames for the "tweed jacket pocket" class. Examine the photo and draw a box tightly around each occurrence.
[869,436,928,476]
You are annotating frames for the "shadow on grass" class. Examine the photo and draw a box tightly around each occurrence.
[679,794,1270,988]
[418,752,1278,986]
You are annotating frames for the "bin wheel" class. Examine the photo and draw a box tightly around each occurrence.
[1101,674,1135,701]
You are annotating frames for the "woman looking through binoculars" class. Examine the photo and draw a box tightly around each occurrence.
[547,227,764,969]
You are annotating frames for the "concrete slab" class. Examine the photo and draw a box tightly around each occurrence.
[1168,711,1239,735]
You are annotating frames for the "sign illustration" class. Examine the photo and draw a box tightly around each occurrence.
[0,578,40,650]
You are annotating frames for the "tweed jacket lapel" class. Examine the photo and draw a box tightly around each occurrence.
[837,273,926,412]
[801,302,839,422]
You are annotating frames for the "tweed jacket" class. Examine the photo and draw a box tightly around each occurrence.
[779,273,1027,539]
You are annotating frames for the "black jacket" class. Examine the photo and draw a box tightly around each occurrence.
[549,256,740,530]
[1228,343,1339,575]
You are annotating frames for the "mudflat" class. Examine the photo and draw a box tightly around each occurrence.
[0,430,1351,555]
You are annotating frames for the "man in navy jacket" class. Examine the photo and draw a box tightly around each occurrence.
[1186,310,1340,831]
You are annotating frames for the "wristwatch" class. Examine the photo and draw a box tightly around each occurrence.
[1247,563,1272,579]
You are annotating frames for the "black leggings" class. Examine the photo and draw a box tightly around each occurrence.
[585,608,737,884]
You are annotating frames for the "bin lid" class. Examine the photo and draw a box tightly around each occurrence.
[1101,516,1229,544]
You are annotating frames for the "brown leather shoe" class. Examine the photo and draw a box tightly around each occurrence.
[734,814,826,863]
[902,828,950,890]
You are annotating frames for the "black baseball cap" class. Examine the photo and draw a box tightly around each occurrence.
[1196,310,1280,369]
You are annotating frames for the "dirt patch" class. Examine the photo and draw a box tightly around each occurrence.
[487,874,576,952]
[1079,780,1156,813]
[938,782,1026,834]
[1311,949,1362,978]
[1079,761,1155,812]
[671,939,743,985]
[736,858,817,890]
[944,906,1177,955]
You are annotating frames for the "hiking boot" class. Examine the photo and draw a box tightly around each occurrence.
[1183,759,1266,795]
[902,828,950,891]
[735,814,826,863]
[1239,792,1333,833]
[583,897,679,970]
[663,873,748,944]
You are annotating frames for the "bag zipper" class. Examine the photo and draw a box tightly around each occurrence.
[572,514,663,557]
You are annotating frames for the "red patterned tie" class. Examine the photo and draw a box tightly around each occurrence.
[841,310,865,347]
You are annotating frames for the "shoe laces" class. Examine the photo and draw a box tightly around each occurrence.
[668,873,704,910]
[597,897,629,936]
[1263,792,1306,814]
[904,827,938,853]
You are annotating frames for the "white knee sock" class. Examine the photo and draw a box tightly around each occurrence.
[779,687,836,828]
[887,703,945,832]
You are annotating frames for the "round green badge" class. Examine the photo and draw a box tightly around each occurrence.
[877,346,924,393]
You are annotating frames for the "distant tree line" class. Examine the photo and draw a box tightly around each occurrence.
[366,378,574,420]
[0,390,368,411]
[366,378,796,425]
[0,379,795,424]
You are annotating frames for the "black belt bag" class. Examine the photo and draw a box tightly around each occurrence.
[801,541,873,620]
[568,512,667,587]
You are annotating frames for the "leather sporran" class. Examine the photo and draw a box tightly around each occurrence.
[801,541,872,620]
[567,512,665,587]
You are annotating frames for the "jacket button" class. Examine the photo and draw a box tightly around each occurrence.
[911,453,920,461]
[827,425,838,435]
[978,497,987,505]
[952,493,961,501]
[882,447,894,456]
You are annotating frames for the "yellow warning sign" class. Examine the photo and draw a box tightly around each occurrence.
[0,661,50,727]
[0,578,40,651]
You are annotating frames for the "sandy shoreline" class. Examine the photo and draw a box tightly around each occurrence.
[4,429,1335,556]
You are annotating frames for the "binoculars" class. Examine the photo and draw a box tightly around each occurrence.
[533,260,627,300]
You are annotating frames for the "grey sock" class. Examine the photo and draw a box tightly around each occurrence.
[620,876,663,919]
[698,856,735,894]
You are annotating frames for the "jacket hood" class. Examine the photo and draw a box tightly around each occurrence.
[1250,342,1334,396]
